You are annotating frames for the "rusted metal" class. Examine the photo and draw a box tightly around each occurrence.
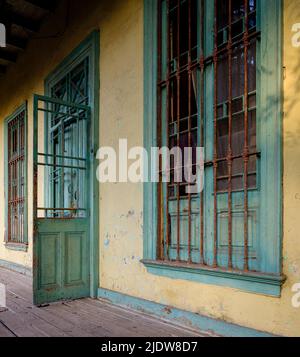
[227,0,233,269]
[157,0,163,260]
[156,0,257,272]
[243,0,250,271]
[205,151,260,167]
[213,0,218,268]
[157,30,260,91]
[187,0,192,263]
[200,0,205,265]
[165,0,171,260]
[7,111,25,244]
[176,0,181,261]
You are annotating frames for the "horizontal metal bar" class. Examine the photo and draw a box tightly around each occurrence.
[35,94,91,111]
[158,31,261,89]
[37,162,87,170]
[205,151,261,167]
[37,107,88,120]
[37,218,86,221]
[37,208,86,211]
[38,153,87,162]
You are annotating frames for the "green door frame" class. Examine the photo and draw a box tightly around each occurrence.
[42,31,100,298]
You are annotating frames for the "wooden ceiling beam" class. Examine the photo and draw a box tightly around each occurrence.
[8,10,41,33]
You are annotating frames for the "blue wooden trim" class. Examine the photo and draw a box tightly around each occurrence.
[4,102,28,245]
[143,0,283,292]
[43,31,100,299]
[5,243,28,252]
[98,288,276,337]
[0,259,32,277]
[144,0,158,261]
[142,260,285,297]
[258,0,283,274]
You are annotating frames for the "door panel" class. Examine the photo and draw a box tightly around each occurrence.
[65,231,86,285]
[33,95,91,305]
[35,219,89,304]
[39,232,60,289]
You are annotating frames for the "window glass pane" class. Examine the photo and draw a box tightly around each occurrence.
[248,41,256,93]
[217,0,229,30]
[232,0,245,22]
[232,113,244,156]
[232,46,244,98]
[217,55,229,104]
[217,118,228,158]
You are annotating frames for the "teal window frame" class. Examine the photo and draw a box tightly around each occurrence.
[4,103,28,251]
[143,0,285,297]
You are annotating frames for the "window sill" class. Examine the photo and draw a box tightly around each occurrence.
[141,260,286,297]
[5,243,28,252]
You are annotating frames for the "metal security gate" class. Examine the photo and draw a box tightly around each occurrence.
[33,94,91,305]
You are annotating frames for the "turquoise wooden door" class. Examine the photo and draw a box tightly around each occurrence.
[33,95,91,305]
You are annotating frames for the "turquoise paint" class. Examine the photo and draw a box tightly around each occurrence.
[4,102,28,248]
[258,0,283,274]
[0,259,32,277]
[143,0,284,294]
[33,95,92,305]
[34,216,90,305]
[98,288,276,337]
[5,243,28,252]
[142,260,285,297]
[44,31,100,299]
[144,0,158,262]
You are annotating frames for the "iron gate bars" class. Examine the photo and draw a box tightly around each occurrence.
[33,95,91,220]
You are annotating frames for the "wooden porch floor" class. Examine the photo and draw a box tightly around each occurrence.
[0,267,210,337]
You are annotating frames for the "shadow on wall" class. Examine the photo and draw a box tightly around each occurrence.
[284,1,300,149]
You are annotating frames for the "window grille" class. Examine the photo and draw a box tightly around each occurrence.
[157,0,260,271]
[7,109,26,244]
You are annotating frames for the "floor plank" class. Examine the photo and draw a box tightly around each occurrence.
[0,267,210,337]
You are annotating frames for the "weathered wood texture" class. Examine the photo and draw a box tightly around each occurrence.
[0,267,211,337]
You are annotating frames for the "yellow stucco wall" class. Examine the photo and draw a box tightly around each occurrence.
[0,0,299,336]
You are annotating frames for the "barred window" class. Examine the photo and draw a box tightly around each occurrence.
[6,108,26,244]
[157,0,261,271]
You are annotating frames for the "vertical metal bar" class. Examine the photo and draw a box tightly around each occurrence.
[176,0,181,261]
[60,115,65,218]
[213,0,218,268]
[200,0,205,265]
[33,95,39,245]
[187,0,192,263]
[20,116,22,242]
[21,113,25,243]
[166,0,171,260]
[18,117,20,242]
[227,0,233,269]
[157,0,163,260]
[243,0,250,271]
[7,122,11,242]
[75,107,80,218]
[18,117,21,242]
[52,107,56,218]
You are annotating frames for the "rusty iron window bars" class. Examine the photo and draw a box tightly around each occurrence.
[7,109,26,244]
[157,0,260,271]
